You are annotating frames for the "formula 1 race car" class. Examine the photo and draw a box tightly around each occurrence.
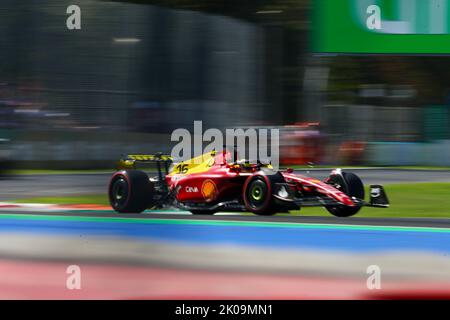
[108,149,389,217]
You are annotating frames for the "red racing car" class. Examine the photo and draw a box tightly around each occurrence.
[108,149,389,216]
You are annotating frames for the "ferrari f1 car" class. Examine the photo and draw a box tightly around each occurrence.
[108,149,389,217]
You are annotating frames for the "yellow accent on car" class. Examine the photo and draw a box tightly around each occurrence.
[127,154,172,161]
[169,151,217,176]
[117,159,135,170]
[116,154,173,170]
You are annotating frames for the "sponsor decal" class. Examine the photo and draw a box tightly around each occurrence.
[201,179,218,201]
[371,187,381,198]
[185,186,199,193]
[171,175,182,182]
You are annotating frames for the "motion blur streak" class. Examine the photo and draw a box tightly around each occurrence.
[3,1,450,168]
[0,212,448,299]
[1,0,450,301]
[1,259,449,300]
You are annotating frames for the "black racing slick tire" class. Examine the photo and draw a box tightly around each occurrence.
[108,170,154,213]
[243,172,284,215]
[326,171,364,217]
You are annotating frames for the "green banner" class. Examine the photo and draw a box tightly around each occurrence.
[313,0,450,54]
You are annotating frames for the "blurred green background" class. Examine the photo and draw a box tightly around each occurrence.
[2,0,450,170]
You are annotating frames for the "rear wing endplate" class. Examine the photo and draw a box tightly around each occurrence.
[116,153,173,177]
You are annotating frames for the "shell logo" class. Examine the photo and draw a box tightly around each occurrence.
[201,179,218,202]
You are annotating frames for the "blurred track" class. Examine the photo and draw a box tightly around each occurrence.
[4,209,450,228]
[0,211,449,252]
[1,168,450,299]
[0,211,449,299]
[1,168,450,200]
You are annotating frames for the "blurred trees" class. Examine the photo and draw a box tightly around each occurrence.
[111,0,450,117]
[110,0,309,27]
[110,0,310,124]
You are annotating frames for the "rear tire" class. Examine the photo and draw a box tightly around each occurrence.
[326,172,364,217]
[109,170,154,213]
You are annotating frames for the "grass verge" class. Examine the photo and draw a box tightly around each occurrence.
[14,195,110,206]
[291,183,450,218]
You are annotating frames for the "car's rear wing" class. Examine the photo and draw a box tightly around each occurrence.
[116,153,173,179]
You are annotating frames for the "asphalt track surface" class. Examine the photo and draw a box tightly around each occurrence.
[1,168,450,200]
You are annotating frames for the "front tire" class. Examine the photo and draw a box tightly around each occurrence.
[109,170,154,213]
[243,173,284,215]
[326,171,364,217]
